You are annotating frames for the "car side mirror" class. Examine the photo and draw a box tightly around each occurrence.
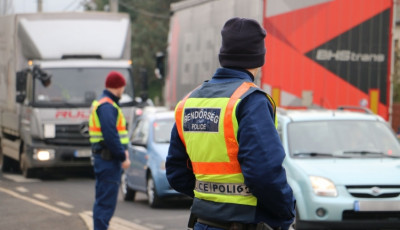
[131,140,147,148]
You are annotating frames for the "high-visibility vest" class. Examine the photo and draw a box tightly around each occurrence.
[89,97,129,145]
[175,81,276,207]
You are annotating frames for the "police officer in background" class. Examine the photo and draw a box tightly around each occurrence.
[89,71,131,230]
[166,18,296,230]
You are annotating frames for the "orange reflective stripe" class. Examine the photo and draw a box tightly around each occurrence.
[91,107,99,130]
[175,93,191,148]
[191,82,257,175]
[90,97,127,132]
[117,112,126,131]
[91,97,114,130]
[89,127,101,132]
[176,85,202,147]
[98,97,114,105]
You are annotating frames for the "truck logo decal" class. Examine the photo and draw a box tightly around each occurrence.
[80,122,90,138]
[55,111,90,119]
[315,49,385,62]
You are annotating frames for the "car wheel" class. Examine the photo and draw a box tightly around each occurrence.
[147,174,162,208]
[121,172,136,201]
[20,153,36,178]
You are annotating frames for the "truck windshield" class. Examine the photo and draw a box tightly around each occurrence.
[288,120,400,158]
[33,68,134,107]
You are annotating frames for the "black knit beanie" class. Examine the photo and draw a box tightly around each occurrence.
[219,17,266,69]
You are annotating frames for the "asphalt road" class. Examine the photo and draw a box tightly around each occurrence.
[0,170,191,230]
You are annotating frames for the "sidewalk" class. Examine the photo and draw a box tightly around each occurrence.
[0,189,87,230]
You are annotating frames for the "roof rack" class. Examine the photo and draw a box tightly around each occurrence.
[337,106,373,114]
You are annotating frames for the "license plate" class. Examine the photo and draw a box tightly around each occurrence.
[74,149,92,158]
[354,200,400,211]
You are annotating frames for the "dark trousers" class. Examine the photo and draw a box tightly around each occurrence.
[92,154,122,230]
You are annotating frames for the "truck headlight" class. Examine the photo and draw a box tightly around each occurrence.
[310,176,337,197]
[33,149,55,161]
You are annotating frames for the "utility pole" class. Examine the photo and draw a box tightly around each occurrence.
[110,0,118,12]
[37,0,43,12]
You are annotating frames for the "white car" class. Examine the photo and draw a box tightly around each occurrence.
[278,107,400,230]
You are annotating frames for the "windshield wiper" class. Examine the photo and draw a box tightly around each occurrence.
[342,151,400,158]
[293,152,350,158]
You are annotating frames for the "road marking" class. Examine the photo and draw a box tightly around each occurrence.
[56,201,74,209]
[3,174,40,183]
[0,186,71,216]
[80,211,152,230]
[144,223,164,229]
[15,186,29,193]
[34,193,49,200]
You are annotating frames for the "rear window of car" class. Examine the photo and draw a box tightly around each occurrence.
[153,119,174,143]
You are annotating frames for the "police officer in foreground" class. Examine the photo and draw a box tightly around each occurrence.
[89,71,131,230]
[166,18,296,230]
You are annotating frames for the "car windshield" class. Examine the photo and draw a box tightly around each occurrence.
[288,120,400,158]
[33,68,134,107]
[153,118,174,143]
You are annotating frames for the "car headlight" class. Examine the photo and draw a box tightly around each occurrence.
[309,176,337,197]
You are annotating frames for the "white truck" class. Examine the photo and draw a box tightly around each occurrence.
[0,12,137,178]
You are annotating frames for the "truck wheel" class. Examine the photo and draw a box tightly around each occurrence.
[20,153,36,178]
[121,172,136,201]
[147,174,162,208]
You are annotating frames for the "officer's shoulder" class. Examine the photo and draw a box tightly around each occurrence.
[245,87,269,100]
[97,101,116,110]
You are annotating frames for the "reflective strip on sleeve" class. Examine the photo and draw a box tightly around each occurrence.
[195,180,253,196]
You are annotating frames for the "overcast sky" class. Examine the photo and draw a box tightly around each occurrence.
[8,0,85,13]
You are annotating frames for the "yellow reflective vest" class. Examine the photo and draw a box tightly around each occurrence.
[175,81,276,208]
[89,97,129,145]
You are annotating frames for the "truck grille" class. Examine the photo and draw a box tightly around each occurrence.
[45,124,90,146]
[346,185,400,198]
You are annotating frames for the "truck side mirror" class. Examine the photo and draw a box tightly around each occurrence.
[16,71,27,103]
[154,52,165,79]
[32,65,52,87]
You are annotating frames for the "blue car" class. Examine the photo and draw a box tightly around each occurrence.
[278,108,400,230]
[121,108,187,207]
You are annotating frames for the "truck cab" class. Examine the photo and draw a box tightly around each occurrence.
[0,12,137,178]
